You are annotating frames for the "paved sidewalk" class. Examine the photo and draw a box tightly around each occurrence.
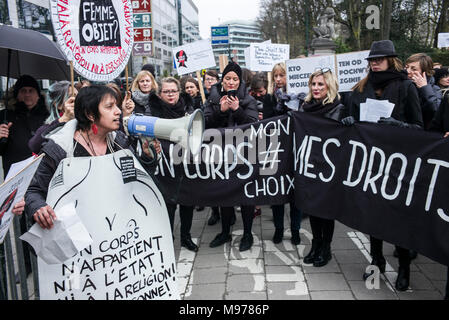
[173,206,447,300]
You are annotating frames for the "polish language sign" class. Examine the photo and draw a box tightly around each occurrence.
[336,51,369,92]
[37,150,179,300]
[286,55,336,95]
[50,0,134,82]
[154,114,449,267]
[172,39,216,76]
[132,0,152,56]
[246,43,290,72]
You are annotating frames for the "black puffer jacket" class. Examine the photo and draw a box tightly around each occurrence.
[430,92,449,133]
[203,82,258,129]
[417,76,443,130]
[24,120,155,221]
[0,100,49,175]
[349,75,423,126]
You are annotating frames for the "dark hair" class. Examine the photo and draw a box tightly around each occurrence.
[75,85,117,131]
[183,76,200,91]
[203,70,219,81]
[250,75,268,91]
[242,68,253,86]
[406,53,435,77]
[141,64,155,77]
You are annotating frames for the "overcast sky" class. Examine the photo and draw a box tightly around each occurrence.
[192,0,261,39]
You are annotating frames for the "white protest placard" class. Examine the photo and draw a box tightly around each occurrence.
[0,155,44,243]
[360,98,395,123]
[173,39,216,76]
[286,55,336,95]
[336,51,369,92]
[50,0,134,82]
[248,43,290,72]
[438,33,449,48]
[244,47,251,68]
[37,149,179,300]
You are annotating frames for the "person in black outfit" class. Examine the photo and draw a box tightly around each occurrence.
[345,40,423,291]
[0,75,49,277]
[203,62,258,252]
[429,90,449,300]
[300,68,345,267]
[182,76,203,110]
[149,77,199,252]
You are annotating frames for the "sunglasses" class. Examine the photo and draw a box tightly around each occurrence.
[315,67,332,74]
[367,57,386,63]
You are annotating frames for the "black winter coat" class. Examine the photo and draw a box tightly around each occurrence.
[430,92,449,133]
[148,92,194,119]
[299,99,346,122]
[417,76,442,130]
[0,100,49,175]
[348,77,423,126]
[203,83,258,129]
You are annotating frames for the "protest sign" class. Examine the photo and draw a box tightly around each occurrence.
[438,33,449,48]
[247,43,290,72]
[335,51,369,92]
[286,55,336,95]
[0,155,43,243]
[50,0,134,82]
[37,149,179,300]
[172,39,216,76]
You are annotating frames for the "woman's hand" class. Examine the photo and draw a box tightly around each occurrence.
[220,95,230,112]
[142,138,161,159]
[444,132,449,138]
[411,71,427,89]
[228,96,240,111]
[59,96,75,123]
[0,122,13,139]
[122,91,135,118]
[12,199,25,216]
[33,205,57,229]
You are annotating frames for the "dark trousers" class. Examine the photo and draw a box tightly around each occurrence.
[446,267,449,299]
[309,216,335,243]
[370,236,411,267]
[221,206,254,235]
[272,203,301,231]
[166,203,194,238]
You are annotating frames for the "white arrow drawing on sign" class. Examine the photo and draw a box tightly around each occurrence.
[141,0,149,9]
[134,29,141,37]
[133,16,139,24]
[134,44,142,52]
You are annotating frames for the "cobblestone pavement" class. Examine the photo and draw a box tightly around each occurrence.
[172,206,447,300]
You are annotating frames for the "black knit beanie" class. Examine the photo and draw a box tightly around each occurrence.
[434,68,449,85]
[222,62,242,83]
[13,75,40,98]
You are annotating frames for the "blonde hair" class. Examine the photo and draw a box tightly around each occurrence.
[271,62,287,91]
[305,70,340,105]
[131,70,159,93]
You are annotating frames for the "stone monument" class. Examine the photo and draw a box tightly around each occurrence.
[310,7,337,56]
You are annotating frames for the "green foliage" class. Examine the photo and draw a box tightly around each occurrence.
[334,37,352,54]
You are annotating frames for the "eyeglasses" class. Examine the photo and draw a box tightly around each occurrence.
[161,90,179,95]
[315,67,332,74]
[367,57,386,63]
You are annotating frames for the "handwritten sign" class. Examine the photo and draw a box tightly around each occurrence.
[37,150,179,300]
[247,43,290,72]
[172,39,216,76]
[50,0,134,82]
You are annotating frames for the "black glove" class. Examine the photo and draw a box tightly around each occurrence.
[377,117,410,128]
[341,116,355,126]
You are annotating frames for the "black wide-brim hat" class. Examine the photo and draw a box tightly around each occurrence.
[366,40,398,60]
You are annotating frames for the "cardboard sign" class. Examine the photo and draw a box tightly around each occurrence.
[50,0,134,82]
[248,43,290,72]
[37,150,179,300]
[0,155,43,243]
[172,40,216,76]
[336,51,369,92]
[286,55,336,95]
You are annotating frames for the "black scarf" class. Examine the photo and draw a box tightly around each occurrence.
[368,70,407,90]
[302,98,341,115]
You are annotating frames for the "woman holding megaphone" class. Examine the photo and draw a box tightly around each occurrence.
[147,77,199,252]
[25,85,159,230]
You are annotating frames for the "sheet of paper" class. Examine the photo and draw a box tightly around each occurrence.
[361,99,395,123]
[20,203,92,265]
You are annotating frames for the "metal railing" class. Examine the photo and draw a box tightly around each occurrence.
[0,215,39,300]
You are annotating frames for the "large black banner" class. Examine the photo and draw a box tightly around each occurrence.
[154,115,293,207]
[293,112,449,266]
[153,112,449,266]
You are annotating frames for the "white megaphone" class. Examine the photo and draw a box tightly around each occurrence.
[123,109,205,155]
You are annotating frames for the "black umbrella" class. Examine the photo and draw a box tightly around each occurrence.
[0,24,70,81]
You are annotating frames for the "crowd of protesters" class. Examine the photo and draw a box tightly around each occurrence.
[0,38,448,299]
